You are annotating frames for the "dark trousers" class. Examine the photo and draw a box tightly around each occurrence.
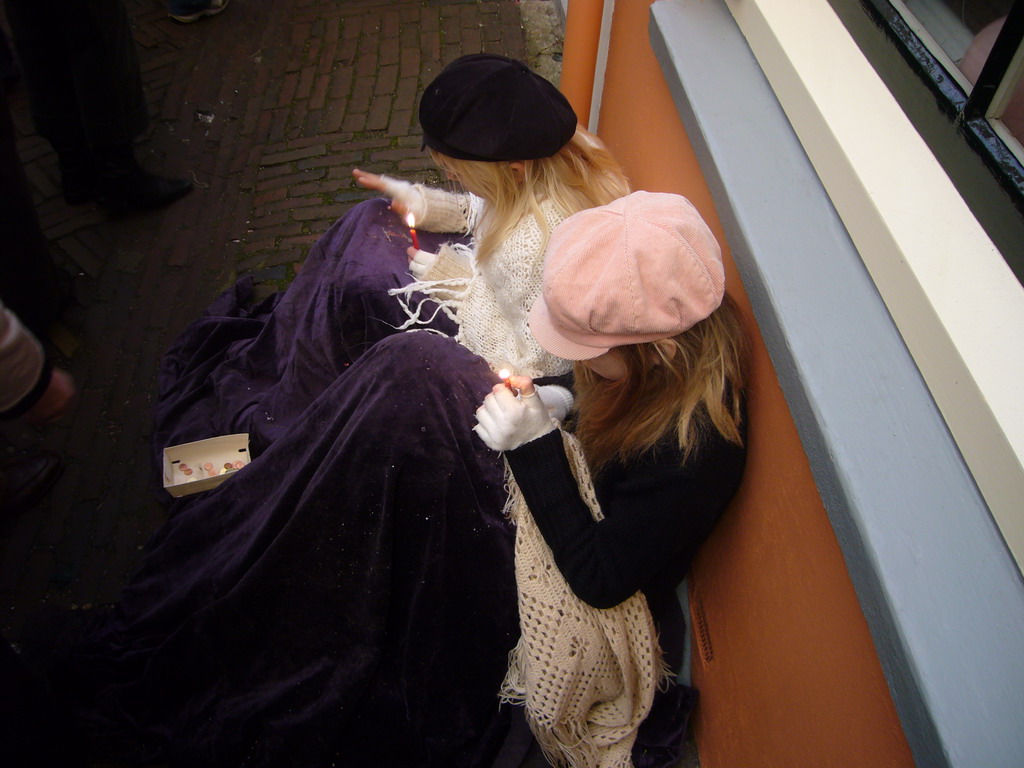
[3,0,147,153]
[0,83,59,338]
[0,27,16,81]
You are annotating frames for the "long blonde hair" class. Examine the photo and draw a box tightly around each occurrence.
[573,294,748,473]
[429,128,630,264]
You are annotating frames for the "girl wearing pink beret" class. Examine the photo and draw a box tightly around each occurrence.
[476,191,748,767]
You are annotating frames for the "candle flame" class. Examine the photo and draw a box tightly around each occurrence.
[405,212,416,229]
[498,368,511,380]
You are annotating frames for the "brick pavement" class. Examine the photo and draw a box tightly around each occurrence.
[0,0,536,642]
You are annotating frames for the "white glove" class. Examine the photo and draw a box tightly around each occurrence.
[408,248,440,279]
[377,175,427,222]
[474,385,556,452]
[535,385,574,422]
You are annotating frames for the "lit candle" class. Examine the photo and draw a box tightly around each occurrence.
[405,212,420,250]
[498,368,513,389]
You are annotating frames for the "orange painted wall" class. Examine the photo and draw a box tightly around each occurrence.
[565,1,917,766]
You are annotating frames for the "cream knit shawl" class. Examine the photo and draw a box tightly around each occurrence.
[388,188,572,379]
[501,431,668,768]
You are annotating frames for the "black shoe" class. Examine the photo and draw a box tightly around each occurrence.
[0,451,63,516]
[95,145,193,213]
[97,167,193,213]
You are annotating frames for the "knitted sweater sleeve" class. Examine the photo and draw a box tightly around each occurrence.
[419,243,473,283]
[414,185,481,234]
[505,428,746,609]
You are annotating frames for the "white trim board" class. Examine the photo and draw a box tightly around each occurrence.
[725,0,1024,570]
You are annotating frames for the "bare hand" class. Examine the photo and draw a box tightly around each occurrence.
[27,367,76,425]
[352,168,411,218]
[504,375,536,397]
[351,168,386,192]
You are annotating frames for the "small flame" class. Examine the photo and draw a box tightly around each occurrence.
[405,212,416,229]
[498,368,511,380]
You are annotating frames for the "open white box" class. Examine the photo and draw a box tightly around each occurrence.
[162,433,251,497]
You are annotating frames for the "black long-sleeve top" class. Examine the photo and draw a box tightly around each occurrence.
[504,423,746,610]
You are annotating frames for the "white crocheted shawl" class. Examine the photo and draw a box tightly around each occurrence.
[389,188,573,379]
[501,431,669,768]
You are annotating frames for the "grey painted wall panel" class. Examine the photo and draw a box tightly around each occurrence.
[649,1,1024,766]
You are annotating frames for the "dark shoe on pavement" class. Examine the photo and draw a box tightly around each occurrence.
[170,0,230,23]
[96,166,193,214]
[0,451,63,516]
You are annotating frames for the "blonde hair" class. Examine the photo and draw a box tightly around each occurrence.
[573,294,748,472]
[429,128,630,264]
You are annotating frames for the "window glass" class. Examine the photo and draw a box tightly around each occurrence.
[896,1,1012,71]
[897,1,1022,145]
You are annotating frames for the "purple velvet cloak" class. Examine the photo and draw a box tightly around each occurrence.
[152,197,461,460]
[56,199,690,768]
[61,201,519,767]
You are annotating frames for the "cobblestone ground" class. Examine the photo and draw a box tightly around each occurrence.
[0,0,534,641]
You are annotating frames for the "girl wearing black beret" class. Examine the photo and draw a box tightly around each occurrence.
[354,54,630,400]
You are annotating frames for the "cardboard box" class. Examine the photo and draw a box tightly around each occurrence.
[163,433,251,497]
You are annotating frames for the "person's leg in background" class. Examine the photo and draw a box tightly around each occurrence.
[0,81,60,340]
[3,0,192,212]
[0,26,18,85]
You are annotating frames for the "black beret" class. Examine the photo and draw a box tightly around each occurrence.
[419,54,578,162]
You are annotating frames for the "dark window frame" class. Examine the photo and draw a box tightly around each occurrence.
[834,0,1024,282]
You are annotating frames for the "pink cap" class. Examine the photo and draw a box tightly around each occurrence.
[529,191,725,360]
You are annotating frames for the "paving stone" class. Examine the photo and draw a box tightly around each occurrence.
[289,178,347,197]
[255,167,328,192]
[244,265,289,283]
[260,144,328,166]
[262,247,307,268]
[57,234,105,279]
